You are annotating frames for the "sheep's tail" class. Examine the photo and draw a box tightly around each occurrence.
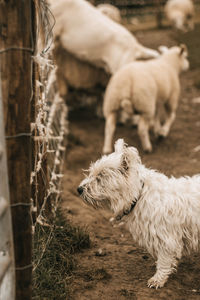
[103,82,132,118]
[120,99,133,114]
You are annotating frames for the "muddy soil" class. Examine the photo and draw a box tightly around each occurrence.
[62,26,200,300]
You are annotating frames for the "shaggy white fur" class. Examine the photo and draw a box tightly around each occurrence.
[78,139,200,288]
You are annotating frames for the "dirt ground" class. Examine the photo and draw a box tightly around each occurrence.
[62,26,200,300]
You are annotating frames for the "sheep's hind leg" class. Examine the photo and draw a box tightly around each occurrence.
[158,99,177,138]
[138,116,152,153]
[103,112,117,154]
[153,114,162,138]
[158,111,176,138]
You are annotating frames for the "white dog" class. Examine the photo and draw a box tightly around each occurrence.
[78,139,200,288]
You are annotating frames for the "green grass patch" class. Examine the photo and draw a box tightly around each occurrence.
[32,209,90,300]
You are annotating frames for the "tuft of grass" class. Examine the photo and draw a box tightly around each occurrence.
[81,268,112,282]
[32,209,90,300]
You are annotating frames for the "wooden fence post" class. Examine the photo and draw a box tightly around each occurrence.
[0,1,35,299]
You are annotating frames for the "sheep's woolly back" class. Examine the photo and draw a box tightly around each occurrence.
[48,0,158,74]
[165,0,194,15]
[103,45,188,118]
[165,0,194,31]
[97,3,121,23]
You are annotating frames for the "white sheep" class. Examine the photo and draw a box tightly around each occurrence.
[103,45,189,154]
[96,3,122,23]
[164,0,195,31]
[48,0,159,75]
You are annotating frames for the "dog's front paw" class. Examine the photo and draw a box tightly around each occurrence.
[147,277,165,289]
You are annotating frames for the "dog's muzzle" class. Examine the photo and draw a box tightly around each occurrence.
[77,186,84,195]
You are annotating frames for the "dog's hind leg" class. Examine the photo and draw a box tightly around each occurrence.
[103,112,117,154]
[147,254,178,288]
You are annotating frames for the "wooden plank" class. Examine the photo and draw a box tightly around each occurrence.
[0,74,15,299]
[0,197,8,219]
[0,1,34,299]
[0,256,11,285]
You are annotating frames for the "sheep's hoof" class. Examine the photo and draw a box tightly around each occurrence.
[143,145,152,153]
[157,127,169,138]
[157,135,165,141]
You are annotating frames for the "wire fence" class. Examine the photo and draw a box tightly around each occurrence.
[31,0,68,271]
[0,0,68,298]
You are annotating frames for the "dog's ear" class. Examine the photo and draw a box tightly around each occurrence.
[114,139,130,172]
[115,139,141,172]
[121,153,129,172]
[120,146,141,174]
[114,138,127,153]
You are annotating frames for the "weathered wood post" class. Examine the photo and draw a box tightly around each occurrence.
[0,74,15,300]
[0,1,35,299]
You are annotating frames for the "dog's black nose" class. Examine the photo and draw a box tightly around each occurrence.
[77,186,83,195]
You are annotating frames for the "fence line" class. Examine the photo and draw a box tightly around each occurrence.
[0,1,68,298]
[31,0,68,272]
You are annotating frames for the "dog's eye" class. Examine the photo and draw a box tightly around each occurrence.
[96,172,103,182]
[122,160,129,172]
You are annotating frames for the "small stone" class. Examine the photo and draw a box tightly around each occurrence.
[95,248,107,257]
